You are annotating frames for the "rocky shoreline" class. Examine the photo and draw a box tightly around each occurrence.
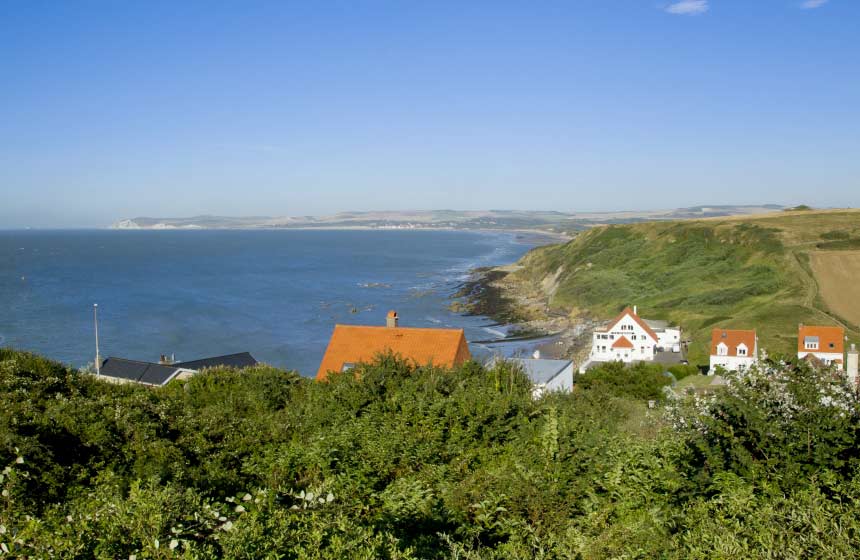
[452,265,597,362]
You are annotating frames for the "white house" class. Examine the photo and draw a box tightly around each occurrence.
[797,324,845,370]
[651,324,682,352]
[505,356,574,399]
[590,306,664,364]
[709,328,757,373]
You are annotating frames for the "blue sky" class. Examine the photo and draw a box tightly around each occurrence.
[1,0,858,227]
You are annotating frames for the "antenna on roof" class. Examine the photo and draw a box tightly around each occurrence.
[94,303,101,376]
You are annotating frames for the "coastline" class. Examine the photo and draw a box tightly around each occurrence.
[108,224,575,240]
[451,256,596,363]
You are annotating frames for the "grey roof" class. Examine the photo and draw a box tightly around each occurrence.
[507,357,573,385]
[99,357,184,386]
[174,352,258,370]
[804,336,820,344]
[644,319,670,330]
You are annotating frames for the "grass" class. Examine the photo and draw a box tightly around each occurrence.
[510,209,860,365]
[675,374,719,392]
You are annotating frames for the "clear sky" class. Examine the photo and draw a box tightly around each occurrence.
[1,0,858,227]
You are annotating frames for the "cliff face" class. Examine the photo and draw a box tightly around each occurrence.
[504,210,860,364]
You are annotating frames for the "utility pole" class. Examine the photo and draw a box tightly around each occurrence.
[94,303,101,375]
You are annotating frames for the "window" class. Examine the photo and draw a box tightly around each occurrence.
[806,342,818,350]
[717,343,728,356]
[737,347,747,356]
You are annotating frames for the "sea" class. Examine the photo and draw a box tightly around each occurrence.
[0,229,548,376]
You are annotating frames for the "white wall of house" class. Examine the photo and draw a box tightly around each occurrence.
[709,354,756,372]
[798,351,844,370]
[591,314,657,364]
[710,341,757,373]
[656,327,681,350]
[531,363,574,399]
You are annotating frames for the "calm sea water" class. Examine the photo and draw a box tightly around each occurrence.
[0,229,540,376]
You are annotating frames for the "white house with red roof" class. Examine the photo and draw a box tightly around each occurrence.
[797,324,845,370]
[589,306,664,364]
[709,328,758,373]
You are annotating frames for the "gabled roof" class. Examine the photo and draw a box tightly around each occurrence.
[612,335,634,349]
[506,358,573,385]
[797,325,844,354]
[604,307,660,342]
[175,352,258,370]
[99,357,185,387]
[710,329,757,357]
[316,324,471,380]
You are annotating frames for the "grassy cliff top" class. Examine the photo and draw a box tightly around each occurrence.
[511,208,860,364]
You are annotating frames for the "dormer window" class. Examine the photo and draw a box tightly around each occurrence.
[737,347,747,356]
[717,342,728,356]
[804,336,819,351]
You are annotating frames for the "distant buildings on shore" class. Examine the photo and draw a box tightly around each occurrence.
[580,305,858,390]
[89,304,859,395]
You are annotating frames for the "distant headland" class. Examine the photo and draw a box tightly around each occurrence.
[112,205,784,234]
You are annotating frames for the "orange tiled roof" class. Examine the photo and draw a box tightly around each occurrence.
[798,325,844,355]
[612,335,634,349]
[710,328,756,357]
[604,307,660,342]
[316,324,471,380]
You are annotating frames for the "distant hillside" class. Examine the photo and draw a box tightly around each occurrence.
[111,205,783,233]
[506,209,860,364]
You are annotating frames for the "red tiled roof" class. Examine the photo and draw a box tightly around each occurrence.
[798,325,844,355]
[316,324,471,381]
[606,307,660,342]
[612,335,634,349]
[710,328,756,357]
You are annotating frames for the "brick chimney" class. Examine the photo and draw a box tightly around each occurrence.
[386,310,399,328]
[847,343,859,391]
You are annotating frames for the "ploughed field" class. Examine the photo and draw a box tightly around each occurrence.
[809,250,860,328]
[503,209,860,364]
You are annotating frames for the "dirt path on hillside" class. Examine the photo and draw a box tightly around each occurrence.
[808,251,860,329]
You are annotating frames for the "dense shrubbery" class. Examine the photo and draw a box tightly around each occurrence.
[576,361,672,401]
[2,348,860,558]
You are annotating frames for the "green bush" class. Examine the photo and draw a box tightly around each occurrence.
[667,364,698,381]
[577,361,672,401]
[2,349,860,558]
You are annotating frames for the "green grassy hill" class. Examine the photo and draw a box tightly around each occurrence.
[510,209,860,364]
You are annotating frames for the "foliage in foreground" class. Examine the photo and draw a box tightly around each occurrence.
[1,348,860,558]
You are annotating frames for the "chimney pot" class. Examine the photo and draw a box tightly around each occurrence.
[386,310,399,328]
[847,343,859,391]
